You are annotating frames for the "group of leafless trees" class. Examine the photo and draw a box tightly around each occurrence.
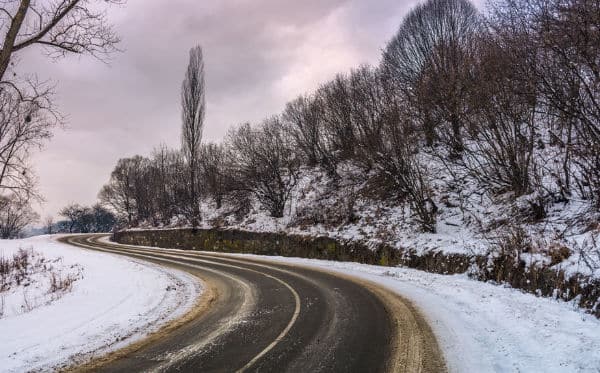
[58,203,116,233]
[100,0,600,233]
[98,46,209,228]
[0,1,122,237]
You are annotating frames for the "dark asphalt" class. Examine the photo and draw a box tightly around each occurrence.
[61,234,424,373]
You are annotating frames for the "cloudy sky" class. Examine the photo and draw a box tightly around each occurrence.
[23,0,482,219]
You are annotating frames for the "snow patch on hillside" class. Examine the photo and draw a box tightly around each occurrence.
[191,161,600,281]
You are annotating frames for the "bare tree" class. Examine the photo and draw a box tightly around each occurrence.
[382,0,480,156]
[0,0,122,80]
[58,203,115,233]
[282,95,322,167]
[59,203,84,233]
[98,157,140,226]
[484,0,600,207]
[98,150,193,228]
[199,143,228,209]
[0,0,122,201]
[0,194,38,238]
[500,0,600,205]
[0,84,58,200]
[348,65,389,172]
[181,45,205,227]
[149,145,181,224]
[91,203,116,232]
[317,74,356,163]
[44,215,54,234]
[228,118,301,218]
[368,84,438,233]
[460,32,538,196]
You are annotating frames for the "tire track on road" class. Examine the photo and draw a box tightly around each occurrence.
[62,234,446,373]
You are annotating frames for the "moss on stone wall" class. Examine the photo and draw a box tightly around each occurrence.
[113,228,471,274]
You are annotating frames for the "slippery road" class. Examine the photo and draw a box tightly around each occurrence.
[62,234,446,373]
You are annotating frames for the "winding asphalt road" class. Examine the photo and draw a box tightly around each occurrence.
[62,234,446,373]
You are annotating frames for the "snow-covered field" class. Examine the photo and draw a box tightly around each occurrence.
[0,235,201,372]
[216,252,600,373]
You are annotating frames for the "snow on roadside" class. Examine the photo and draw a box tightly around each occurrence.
[0,235,202,373]
[217,252,600,373]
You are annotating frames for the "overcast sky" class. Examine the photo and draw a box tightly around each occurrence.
[24,0,482,219]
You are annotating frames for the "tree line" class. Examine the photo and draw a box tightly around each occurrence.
[99,0,600,233]
[54,203,116,234]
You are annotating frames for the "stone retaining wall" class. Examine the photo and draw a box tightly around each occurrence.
[113,228,599,318]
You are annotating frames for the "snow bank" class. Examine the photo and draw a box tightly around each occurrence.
[220,252,600,373]
[0,235,201,372]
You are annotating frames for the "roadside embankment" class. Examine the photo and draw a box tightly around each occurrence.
[114,228,599,318]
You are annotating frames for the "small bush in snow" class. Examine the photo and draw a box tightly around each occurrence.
[0,247,82,317]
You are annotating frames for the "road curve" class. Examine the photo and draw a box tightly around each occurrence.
[61,234,446,373]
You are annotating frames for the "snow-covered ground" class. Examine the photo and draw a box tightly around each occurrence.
[0,235,201,372]
[216,252,600,373]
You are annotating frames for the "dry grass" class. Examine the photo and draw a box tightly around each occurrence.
[0,247,83,317]
[49,272,78,294]
[0,248,34,291]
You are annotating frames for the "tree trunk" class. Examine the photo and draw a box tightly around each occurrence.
[190,163,200,227]
[450,114,463,158]
[0,0,30,81]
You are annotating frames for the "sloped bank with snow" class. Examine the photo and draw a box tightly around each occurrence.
[114,228,600,318]
[0,235,201,372]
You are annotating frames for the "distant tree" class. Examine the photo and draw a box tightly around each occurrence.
[99,152,193,227]
[0,195,38,238]
[79,207,96,233]
[181,45,206,227]
[58,203,115,233]
[55,220,71,233]
[59,203,85,233]
[99,157,142,225]
[91,204,116,232]
[44,216,54,235]
[148,145,181,225]
[161,150,189,221]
